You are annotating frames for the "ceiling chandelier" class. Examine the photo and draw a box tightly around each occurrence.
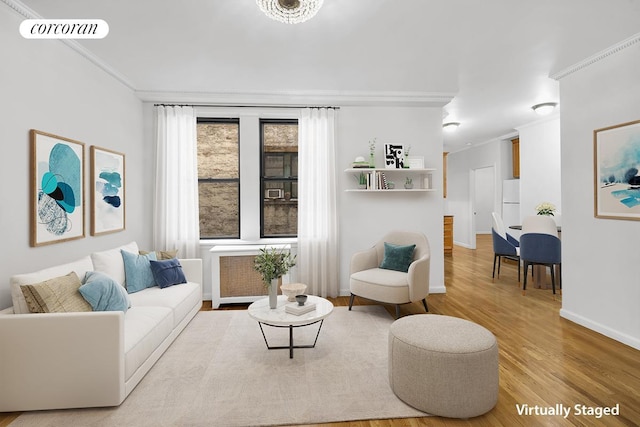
[256,0,324,24]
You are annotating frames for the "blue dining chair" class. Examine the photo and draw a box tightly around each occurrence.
[520,233,562,295]
[492,228,521,282]
[491,212,520,282]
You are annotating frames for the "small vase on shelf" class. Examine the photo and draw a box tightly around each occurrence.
[404,177,413,189]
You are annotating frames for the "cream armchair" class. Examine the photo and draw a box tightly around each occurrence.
[348,231,430,318]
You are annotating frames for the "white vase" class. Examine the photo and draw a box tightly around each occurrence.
[269,278,279,309]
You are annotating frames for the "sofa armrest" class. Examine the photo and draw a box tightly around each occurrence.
[0,311,125,411]
[350,247,379,275]
[407,254,430,302]
[179,258,203,285]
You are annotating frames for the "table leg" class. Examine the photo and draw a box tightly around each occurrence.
[533,265,547,289]
[257,320,325,359]
[289,326,293,359]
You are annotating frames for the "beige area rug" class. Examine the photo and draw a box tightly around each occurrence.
[11,306,427,426]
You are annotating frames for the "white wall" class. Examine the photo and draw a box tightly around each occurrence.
[558,42,640,349]
[518,116,562,223]
[338,106,445,294]
[445,140,510,248]
[0,6,147,309]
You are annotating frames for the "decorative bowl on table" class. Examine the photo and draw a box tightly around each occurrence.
[295,295,308,306]
[280,283,307,302]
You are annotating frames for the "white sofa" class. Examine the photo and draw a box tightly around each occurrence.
[0,241,203,412]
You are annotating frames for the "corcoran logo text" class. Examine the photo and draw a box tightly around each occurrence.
[20,19,109,39]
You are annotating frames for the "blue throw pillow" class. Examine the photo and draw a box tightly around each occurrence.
[122,250,158,293]
[79,271,130,312]
[149,258,187,289]
[379,242,416,273]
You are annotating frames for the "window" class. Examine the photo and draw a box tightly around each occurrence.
[260,119,298,237]
[197,118,240,239]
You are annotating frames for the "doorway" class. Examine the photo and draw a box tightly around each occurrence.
[470,165,496,249]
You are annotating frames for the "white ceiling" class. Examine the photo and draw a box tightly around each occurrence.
[16,0,640,151]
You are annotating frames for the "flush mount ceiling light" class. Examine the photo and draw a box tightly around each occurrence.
[531,102,558,116]
[257,0,324,24]
[443,122,461,132]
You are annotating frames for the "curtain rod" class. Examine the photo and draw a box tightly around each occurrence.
[153,103,339,110]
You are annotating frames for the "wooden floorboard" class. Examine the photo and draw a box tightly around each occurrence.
[2,235,638,426]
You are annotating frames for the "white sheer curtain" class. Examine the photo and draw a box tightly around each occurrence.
[154,106,200,258]
[298,108,339,297]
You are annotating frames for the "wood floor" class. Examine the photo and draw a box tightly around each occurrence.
[2,235,638,426]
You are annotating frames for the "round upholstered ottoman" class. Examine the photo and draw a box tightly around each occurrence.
[388,314,499,419]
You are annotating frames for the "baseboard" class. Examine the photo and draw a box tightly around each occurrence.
[559,308,640,351]
[454,241,473,249]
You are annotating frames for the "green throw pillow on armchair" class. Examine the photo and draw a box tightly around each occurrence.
[379,242,416,273]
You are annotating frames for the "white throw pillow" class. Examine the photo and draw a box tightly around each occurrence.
[91,241,139,287]
[10,256,94,314]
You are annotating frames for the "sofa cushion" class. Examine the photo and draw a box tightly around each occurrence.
[380,242,416,273]
[20,272,92,313]
[122,250,157,294]
[79,271,130,313]
[351,268,408,287]
[350,268,410,304]
[149,258,187,289]
[91,241,139,286]
[127,282,201,328]
[124,306,173,381]
[10,256,94,314]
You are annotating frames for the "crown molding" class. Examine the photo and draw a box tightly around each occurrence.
[515,111,560,131]
[1,0,36,17]
[5,0,451,105]
[550,32,640,80]
[2,0,136,90]
[136,89,455,108]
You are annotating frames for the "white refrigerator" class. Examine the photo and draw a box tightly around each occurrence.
[502,179,520,232]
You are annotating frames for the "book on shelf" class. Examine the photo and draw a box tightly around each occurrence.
[285,302,317,315]
[351,162,371,168]
[380,172,388,189]
[365,170,388,190]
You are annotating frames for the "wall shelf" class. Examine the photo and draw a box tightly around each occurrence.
[345,168,437,192]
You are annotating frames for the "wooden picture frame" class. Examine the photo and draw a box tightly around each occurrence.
[91,146,125,235]
[594,119,640,220]
[30,129,85,246]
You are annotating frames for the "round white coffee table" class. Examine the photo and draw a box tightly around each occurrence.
[248,295,334,358]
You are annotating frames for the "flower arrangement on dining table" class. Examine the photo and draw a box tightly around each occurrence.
[536,202,556,216]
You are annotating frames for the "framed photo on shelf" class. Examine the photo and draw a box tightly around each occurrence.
[30,129,85,246]
[407,156,424,169]
[593,119,640,221]
[384,144,404,168]
[91,146,125,235]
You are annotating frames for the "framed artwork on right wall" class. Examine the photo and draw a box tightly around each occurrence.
[593,119,640,220]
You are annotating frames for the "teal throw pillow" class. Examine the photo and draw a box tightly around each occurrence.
[79,271,130,312]
[379,242,416,273]
[122,250,158,293]
[149,258,187,289]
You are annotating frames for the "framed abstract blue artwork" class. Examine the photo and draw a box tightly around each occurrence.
[594,119,640,221]
[90,146,125,235]
[30,130,85,246]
